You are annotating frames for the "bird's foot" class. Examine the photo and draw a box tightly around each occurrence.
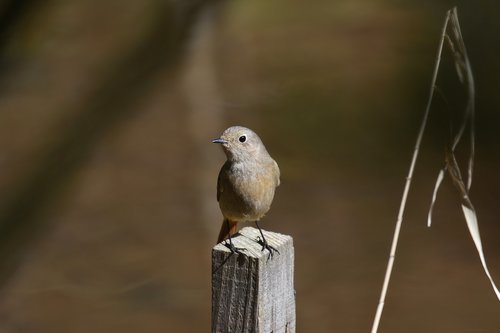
[223,240,246,254]
[256,237,280,260]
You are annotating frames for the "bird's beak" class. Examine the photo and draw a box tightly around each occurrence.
[212,138,228,144]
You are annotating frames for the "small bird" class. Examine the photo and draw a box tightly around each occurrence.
[212,126,280,257]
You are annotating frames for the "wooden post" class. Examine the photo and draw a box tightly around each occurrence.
[212,227,295,333]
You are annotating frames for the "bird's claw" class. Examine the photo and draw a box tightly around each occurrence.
[223,240,246,254]
[256,236,280,260]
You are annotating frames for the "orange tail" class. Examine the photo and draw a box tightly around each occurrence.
[217,219,238,243]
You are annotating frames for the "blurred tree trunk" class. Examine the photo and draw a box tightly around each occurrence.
[182,5,225,238]
[0,0,220,289]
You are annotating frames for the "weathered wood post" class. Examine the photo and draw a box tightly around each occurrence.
[212,227,295,333]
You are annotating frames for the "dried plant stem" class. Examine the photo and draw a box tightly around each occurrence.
[370,9,452,333]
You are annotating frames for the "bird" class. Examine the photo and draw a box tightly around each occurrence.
[212,126,280,257]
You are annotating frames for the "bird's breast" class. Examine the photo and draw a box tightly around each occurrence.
[219,161,278,222]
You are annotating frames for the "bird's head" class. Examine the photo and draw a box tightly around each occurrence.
[212,126,268,162]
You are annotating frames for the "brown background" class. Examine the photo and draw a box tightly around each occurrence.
[0,0,499,332]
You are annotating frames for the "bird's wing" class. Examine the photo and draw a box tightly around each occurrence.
[273,159,281,187]
[217,161,229,202]
[217,171,222,202]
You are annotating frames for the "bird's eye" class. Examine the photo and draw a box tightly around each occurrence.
[239,135,246,143]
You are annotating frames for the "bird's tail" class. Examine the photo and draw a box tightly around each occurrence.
[217,219,238,243]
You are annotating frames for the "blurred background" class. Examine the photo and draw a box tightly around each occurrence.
[0,0,499,332]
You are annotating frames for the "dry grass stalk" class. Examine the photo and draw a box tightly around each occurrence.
[371,7,499,333]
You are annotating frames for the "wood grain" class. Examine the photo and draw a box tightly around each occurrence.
[212,227,295,333]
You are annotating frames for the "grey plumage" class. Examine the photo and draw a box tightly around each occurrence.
[213,126,280,244]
